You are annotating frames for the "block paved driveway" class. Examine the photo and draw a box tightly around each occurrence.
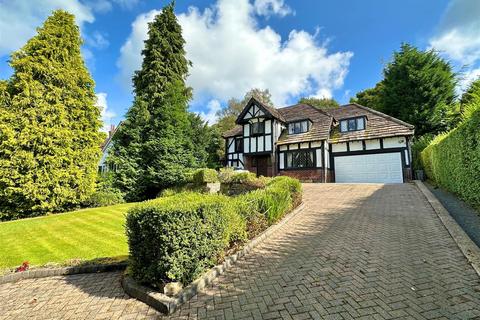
[1,183,480,320]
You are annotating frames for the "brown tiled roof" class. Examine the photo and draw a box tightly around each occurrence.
[222,125,243,138]
[221,101,414,144]
[327,103,414,143]
[276,104,333,145]
[257,100,286,122]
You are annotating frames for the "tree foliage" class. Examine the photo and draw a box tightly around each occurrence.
[110,3,197,200]
[350,81,385,111]
[298,97,339,109]
[381,44,456,135]
[188,113,222,168]
[351,44,457,136]
[0,10,102,218]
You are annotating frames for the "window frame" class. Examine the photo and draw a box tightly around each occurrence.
[288,120,310,135]
[285,149,315,169]
[340,116,366,133]
[250,121,265,136]
[234,138,243,153]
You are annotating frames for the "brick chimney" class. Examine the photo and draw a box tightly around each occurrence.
[108,124,116,138]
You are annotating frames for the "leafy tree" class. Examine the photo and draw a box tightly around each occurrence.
[350,81,385,111]
[381,43,456,135]
[298,97,339,109]
[110,3,196,200]
[188,113,222,168]
[0,10,102,217]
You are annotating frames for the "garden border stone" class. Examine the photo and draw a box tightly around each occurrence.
[0,262,127,285]
[121,201,306,315]
[415,180,480,276]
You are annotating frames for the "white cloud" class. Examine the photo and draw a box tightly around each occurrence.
[197,99,222,124]
[0,0,94,57]
[117,0,352,106]
[429,0,480,66]
[86,0,113,13]
[113,0,140,10]
[96,92,117,132]
[430,29,480,65]
[253,0,293,17]
[85,31,110,50]
[458,67,480,93]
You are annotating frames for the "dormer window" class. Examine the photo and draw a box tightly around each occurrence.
[251,121,265,136]
[340,117,366,132]
[288,120,309,135]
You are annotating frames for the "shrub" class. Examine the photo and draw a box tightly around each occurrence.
[411,134,434,171]
[218,167,235,183]
[219,169,270,195]
[84,173,125,207]
[238,176,302,224]
[126,176,302,287]
[192,168,219,185]
[84,188,125,208]
[420,101,480,209]
[126,192,246,285]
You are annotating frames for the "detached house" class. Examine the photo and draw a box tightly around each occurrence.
[222,98,414,183]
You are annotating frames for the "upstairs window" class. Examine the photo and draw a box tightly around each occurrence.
[250,121,265,136]
[340,117,365,132]
[250,121,265,135]
[234,138,243,153]
[288,120,309,134]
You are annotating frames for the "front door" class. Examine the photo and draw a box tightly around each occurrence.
[256,155,269,177]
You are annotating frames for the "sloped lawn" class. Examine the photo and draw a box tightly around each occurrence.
[0,203,136,271]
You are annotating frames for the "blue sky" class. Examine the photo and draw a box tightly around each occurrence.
[1,0,479,130]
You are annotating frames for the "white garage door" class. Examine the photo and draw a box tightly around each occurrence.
[334,152,403,183]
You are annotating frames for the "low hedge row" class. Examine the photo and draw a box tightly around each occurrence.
[420,101,480,209]
[125,176,301,286]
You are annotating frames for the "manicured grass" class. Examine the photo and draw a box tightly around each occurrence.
[0,203,137,270]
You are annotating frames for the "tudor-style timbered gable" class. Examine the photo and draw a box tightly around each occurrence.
[236,98,283,155]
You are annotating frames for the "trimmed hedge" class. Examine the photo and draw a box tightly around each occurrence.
[125,176,302,286]
[126,193,246,285]
[219,168,270,195]
[191,168,219,184]
[420,103,480,209]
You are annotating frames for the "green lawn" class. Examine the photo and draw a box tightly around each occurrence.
[0,203,137,270]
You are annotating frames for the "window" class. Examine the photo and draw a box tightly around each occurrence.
[286,150,314,168]
[340,117,366,132]
[288,120,309,134]
[234,138,243,153]
[251,121,265,135]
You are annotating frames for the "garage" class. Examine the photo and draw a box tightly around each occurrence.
[334,152,403,183]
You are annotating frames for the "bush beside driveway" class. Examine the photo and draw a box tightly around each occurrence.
[1,183,480,319]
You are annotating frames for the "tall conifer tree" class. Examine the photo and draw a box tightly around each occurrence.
[111,3,196,200]
[0,10,102,217]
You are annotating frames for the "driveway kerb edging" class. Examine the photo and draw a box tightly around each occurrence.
[0,262,127,285]
[415,180,480,276]
[122,201,306,315]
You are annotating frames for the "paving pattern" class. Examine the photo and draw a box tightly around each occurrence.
[1,183,480,320]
